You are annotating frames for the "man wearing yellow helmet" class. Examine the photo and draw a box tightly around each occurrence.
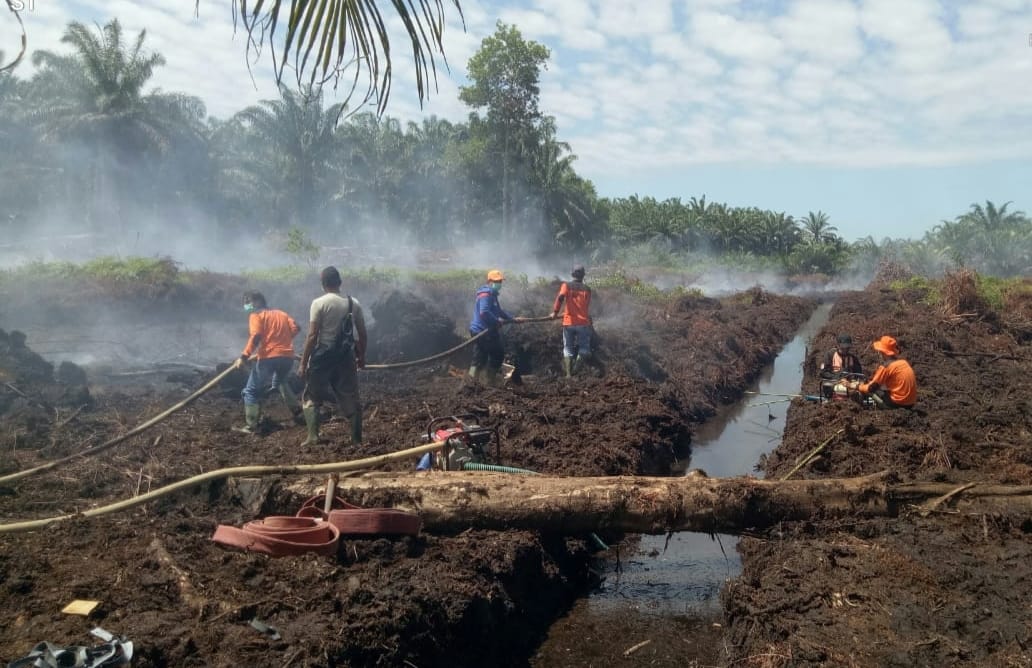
[468,269,522,385]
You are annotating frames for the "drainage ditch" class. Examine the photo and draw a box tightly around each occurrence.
[531,302,834,666]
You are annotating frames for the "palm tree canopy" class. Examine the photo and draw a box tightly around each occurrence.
[230,0,465,116]
[30,19,206,155]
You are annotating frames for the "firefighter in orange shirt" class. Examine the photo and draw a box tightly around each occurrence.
[848,335,917,409]
[551,265,593,377]
[233,291,304,433]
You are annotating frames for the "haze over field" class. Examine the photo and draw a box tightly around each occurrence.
[0,1,1030,281]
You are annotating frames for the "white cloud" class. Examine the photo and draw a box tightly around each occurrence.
[4,0,1032,183]
[596,1,673,38]
[773,0,863,66]
[691,10,785,62]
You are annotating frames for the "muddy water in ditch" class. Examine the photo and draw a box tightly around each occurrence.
[531,302,834,667]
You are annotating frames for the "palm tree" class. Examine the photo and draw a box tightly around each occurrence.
[28,20,206,228]
[404,116,462,241]
[231,85,346,228]
[31,20,205,156]
[801,210,838,245]
[942,201,1032,275]
[233,0,465,116]
[531,138,597,251]
[337,112,409,228]
[760,212,799,255]
[960,200,1026,233]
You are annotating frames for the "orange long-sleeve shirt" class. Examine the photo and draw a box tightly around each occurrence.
[553,280,592,326]
[242,308,300,360]
[860,358,917,406]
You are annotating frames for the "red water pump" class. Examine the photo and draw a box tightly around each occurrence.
[419,414,500,471]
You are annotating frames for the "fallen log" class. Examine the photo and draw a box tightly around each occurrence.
[338,472,1032,534]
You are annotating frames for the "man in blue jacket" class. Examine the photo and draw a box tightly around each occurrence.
[468,269,523,385]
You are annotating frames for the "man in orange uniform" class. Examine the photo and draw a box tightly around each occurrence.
[551,264,593,377]
[851,335,917,409]
[233,291,303,433]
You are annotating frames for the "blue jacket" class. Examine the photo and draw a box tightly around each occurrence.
[469,285,513,333]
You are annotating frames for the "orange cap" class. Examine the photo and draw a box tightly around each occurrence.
[486,269,504,282]
[872,335,899,356]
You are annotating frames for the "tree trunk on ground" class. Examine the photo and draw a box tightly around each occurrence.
[336,472,1032,534]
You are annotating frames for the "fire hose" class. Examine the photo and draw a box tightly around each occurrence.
[365,315,555,370]
[0,365,239,485]
[0,316,557,485]
[0,439,447,533]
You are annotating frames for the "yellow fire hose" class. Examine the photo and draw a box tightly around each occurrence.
[0,365,238,485]
[0,440,447,533]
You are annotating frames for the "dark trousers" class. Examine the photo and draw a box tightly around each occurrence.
[302,353,360,419]
[470,328,504,371]
[871,388,911,410]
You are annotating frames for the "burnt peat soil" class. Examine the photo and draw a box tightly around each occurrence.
[727,280,1032,667]
[0,276,813,668]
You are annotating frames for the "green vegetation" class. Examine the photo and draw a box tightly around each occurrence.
[2,19,1030,279]
[888,276,941,306]
[589,268,698,302]
[974,275,1032,311]
[887,273,1032,312]
[0,256,180,286]
[284,227,321,266]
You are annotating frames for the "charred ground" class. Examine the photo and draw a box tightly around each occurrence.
[0,273,813,667]
[727,273,1032,667]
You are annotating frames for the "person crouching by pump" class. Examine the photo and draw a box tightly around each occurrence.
[847,335,917,409]
[819,333,864,400]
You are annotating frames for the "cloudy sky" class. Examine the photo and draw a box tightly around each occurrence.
[3,0,1031,242]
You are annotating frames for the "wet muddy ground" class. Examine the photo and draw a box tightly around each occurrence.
[728,279,1032,667]
[0,276,813,667]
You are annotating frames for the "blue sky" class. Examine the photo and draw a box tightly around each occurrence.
[4,0,1032,243]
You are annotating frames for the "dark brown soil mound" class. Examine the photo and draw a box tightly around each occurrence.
[0,280,815,667]
[0,329,92,454]
[367,290,463,364]
[726,286,1032,667]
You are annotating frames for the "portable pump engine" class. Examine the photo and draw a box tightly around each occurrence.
[818,373,871,406]
[418,414,500,471]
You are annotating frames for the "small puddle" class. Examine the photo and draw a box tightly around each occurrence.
[532,302,834,664]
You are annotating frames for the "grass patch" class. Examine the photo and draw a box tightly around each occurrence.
[976,275,1031,311]
[1,256,180,285]
[590,268,696,301]
[889,275,941,306]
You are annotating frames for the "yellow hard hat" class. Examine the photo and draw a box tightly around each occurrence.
[486,269,505,282]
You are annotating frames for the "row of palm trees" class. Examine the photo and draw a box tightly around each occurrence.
[0,18,599,255]
[854,201,1032,277]
[2,19,1029,277]
[602,195,849,273]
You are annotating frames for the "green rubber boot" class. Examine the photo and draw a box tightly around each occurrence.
[573,354,589,376]
[301,405,320,446]
[351,410,363,446]
[279,384,304,425]
[562,357,573,378]
[233,403,261,434]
